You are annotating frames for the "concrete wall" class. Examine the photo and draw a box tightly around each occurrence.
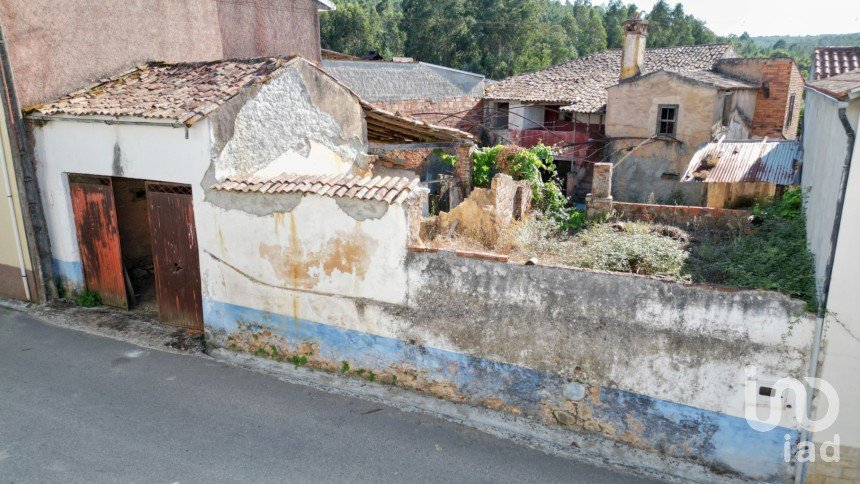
[802,90,860,482]
[31,119,212,295]
[205,244,815,481]
[1,0,323,106]
[216,0,322,62]
[801,89,860,294]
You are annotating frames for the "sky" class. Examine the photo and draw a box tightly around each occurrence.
[622,0,859,37]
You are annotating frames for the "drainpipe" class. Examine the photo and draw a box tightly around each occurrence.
[795,104,855,484]
[0,23,55,301]
[0,124,30,299]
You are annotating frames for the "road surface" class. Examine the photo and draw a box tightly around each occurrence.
[0,307,657,483]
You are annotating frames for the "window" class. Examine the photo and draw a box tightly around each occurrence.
[657,104,678,135]
[785,93,796,128]
[491,102,509,129]
[721,93,734,126]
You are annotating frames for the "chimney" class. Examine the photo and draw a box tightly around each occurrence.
[620,13,648,81]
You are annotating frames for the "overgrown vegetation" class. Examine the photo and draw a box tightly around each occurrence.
[504,217,689,278]
[471,143,585,231]
[76,291,102,308]
[687,188,817,310]
[431,185,816,308]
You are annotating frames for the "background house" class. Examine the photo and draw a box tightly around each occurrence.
[322,57,485,135]
[484,20,735,202]
[810,46,860,81]
[801,67,860,483]
[604,19,803,206]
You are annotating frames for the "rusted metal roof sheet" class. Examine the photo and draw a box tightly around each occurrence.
[212,173,423,204]
[682,139,800,185]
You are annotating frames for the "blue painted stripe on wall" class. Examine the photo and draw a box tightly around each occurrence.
[51,258,84,292]
[203,298,796,480]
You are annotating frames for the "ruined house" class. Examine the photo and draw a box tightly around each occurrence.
[484,22,734,201]
[26,56,470,327]
[0,0,334,303]
[323,58,481,207]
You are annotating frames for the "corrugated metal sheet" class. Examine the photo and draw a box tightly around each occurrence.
[681,140,800,185]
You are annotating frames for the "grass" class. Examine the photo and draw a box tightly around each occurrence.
[686,189,817,310]
[502,216,690,279]
[76,291,102,308]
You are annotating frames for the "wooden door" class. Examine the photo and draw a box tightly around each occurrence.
[69,175,128,309]
[145,182,203,330]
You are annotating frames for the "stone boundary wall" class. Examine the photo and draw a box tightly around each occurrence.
[611,200,750,230]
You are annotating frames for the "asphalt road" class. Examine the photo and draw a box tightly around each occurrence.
[0,307,653,483]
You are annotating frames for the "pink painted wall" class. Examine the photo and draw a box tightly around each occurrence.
[1,0,322,106]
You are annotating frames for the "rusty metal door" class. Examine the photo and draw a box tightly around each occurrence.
[145,182,203,329]
[68,175,128,309]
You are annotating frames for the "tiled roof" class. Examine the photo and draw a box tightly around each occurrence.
[671,70,759,89]
[24,56,475,144]
[25,57,293,125]
[323,60,484,102]
[211,173,423,204]
[811,47,860,80]
[485,44,735,113]
[682,139,800,185]
[806,68,860,101]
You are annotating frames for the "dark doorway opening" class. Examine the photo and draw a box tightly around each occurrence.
[112,177,157,317]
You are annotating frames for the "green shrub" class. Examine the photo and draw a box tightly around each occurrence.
[470,143,584,232]
[688,187,816,310]
[76,291,102,308]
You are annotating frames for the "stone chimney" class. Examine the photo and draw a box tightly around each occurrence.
[620,14,648,81]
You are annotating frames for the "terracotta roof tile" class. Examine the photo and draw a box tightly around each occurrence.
[806,68,860,101]
[485,44,735,113]
[812,47,860,81]
[25,57,293,125]
[211,173,424,204]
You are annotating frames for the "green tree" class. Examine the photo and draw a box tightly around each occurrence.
[320,1,376,56]
[645,0,672,47]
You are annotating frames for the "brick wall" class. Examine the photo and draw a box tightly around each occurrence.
[751,60,805,140]
[371,144,473,188]
[373,97,483,133]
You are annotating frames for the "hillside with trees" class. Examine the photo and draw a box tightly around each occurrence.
[735,33,860,77]
[321,0,718,79]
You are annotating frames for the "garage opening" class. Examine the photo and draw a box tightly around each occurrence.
[112,177,157,317]
[68,174,203,330]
